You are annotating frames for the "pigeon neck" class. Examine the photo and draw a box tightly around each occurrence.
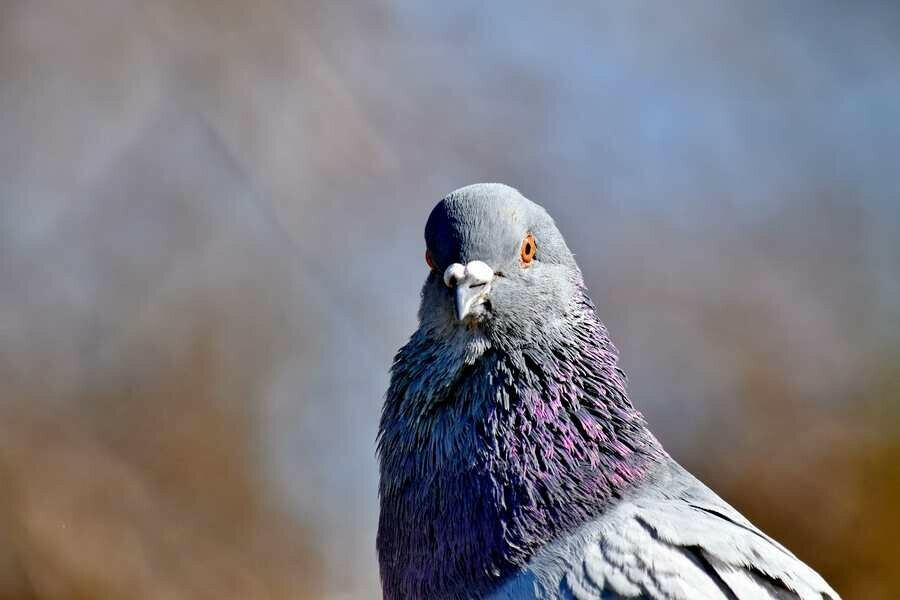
[377,289,665,598]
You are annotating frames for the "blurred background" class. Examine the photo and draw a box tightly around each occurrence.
[1,1,898,598]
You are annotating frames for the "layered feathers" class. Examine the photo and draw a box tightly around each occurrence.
[378,282,663,598]
[490,460,837,600]
[377,184,839,600]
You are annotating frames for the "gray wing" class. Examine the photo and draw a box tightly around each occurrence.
[489,461,839,600]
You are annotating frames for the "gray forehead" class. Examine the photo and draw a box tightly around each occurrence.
[425,183,557,266]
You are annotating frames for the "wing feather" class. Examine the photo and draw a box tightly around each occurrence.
[489,461,840,600]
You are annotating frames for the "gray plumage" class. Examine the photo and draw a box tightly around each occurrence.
[490,459,837,600]
[377,183,840,600]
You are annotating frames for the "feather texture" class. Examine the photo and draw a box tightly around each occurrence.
[377,184,840,599]
[489,461,839,599]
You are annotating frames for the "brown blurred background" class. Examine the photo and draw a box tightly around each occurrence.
[1,1,898,599]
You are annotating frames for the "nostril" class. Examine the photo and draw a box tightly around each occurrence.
[469,282,487,289]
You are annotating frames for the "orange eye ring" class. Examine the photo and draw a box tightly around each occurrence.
[520,233,536,265]
[425,249,436,271]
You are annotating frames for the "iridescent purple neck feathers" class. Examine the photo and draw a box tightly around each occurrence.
[377,286,665,599]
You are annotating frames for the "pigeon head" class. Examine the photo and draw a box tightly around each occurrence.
[421,183,579,351]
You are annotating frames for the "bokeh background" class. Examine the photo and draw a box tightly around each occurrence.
[2,1,899,598]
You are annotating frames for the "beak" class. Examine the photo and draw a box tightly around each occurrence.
[455,283,490,321]
[443,260,494,321]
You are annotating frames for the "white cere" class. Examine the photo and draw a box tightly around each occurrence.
[443,260,494,288]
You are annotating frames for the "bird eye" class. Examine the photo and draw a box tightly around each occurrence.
[520,233,536,265]
[425,249,436,271]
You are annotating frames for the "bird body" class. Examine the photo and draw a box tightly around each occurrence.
[377,184,839,600]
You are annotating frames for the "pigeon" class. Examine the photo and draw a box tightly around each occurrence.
[377,183,840,600]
